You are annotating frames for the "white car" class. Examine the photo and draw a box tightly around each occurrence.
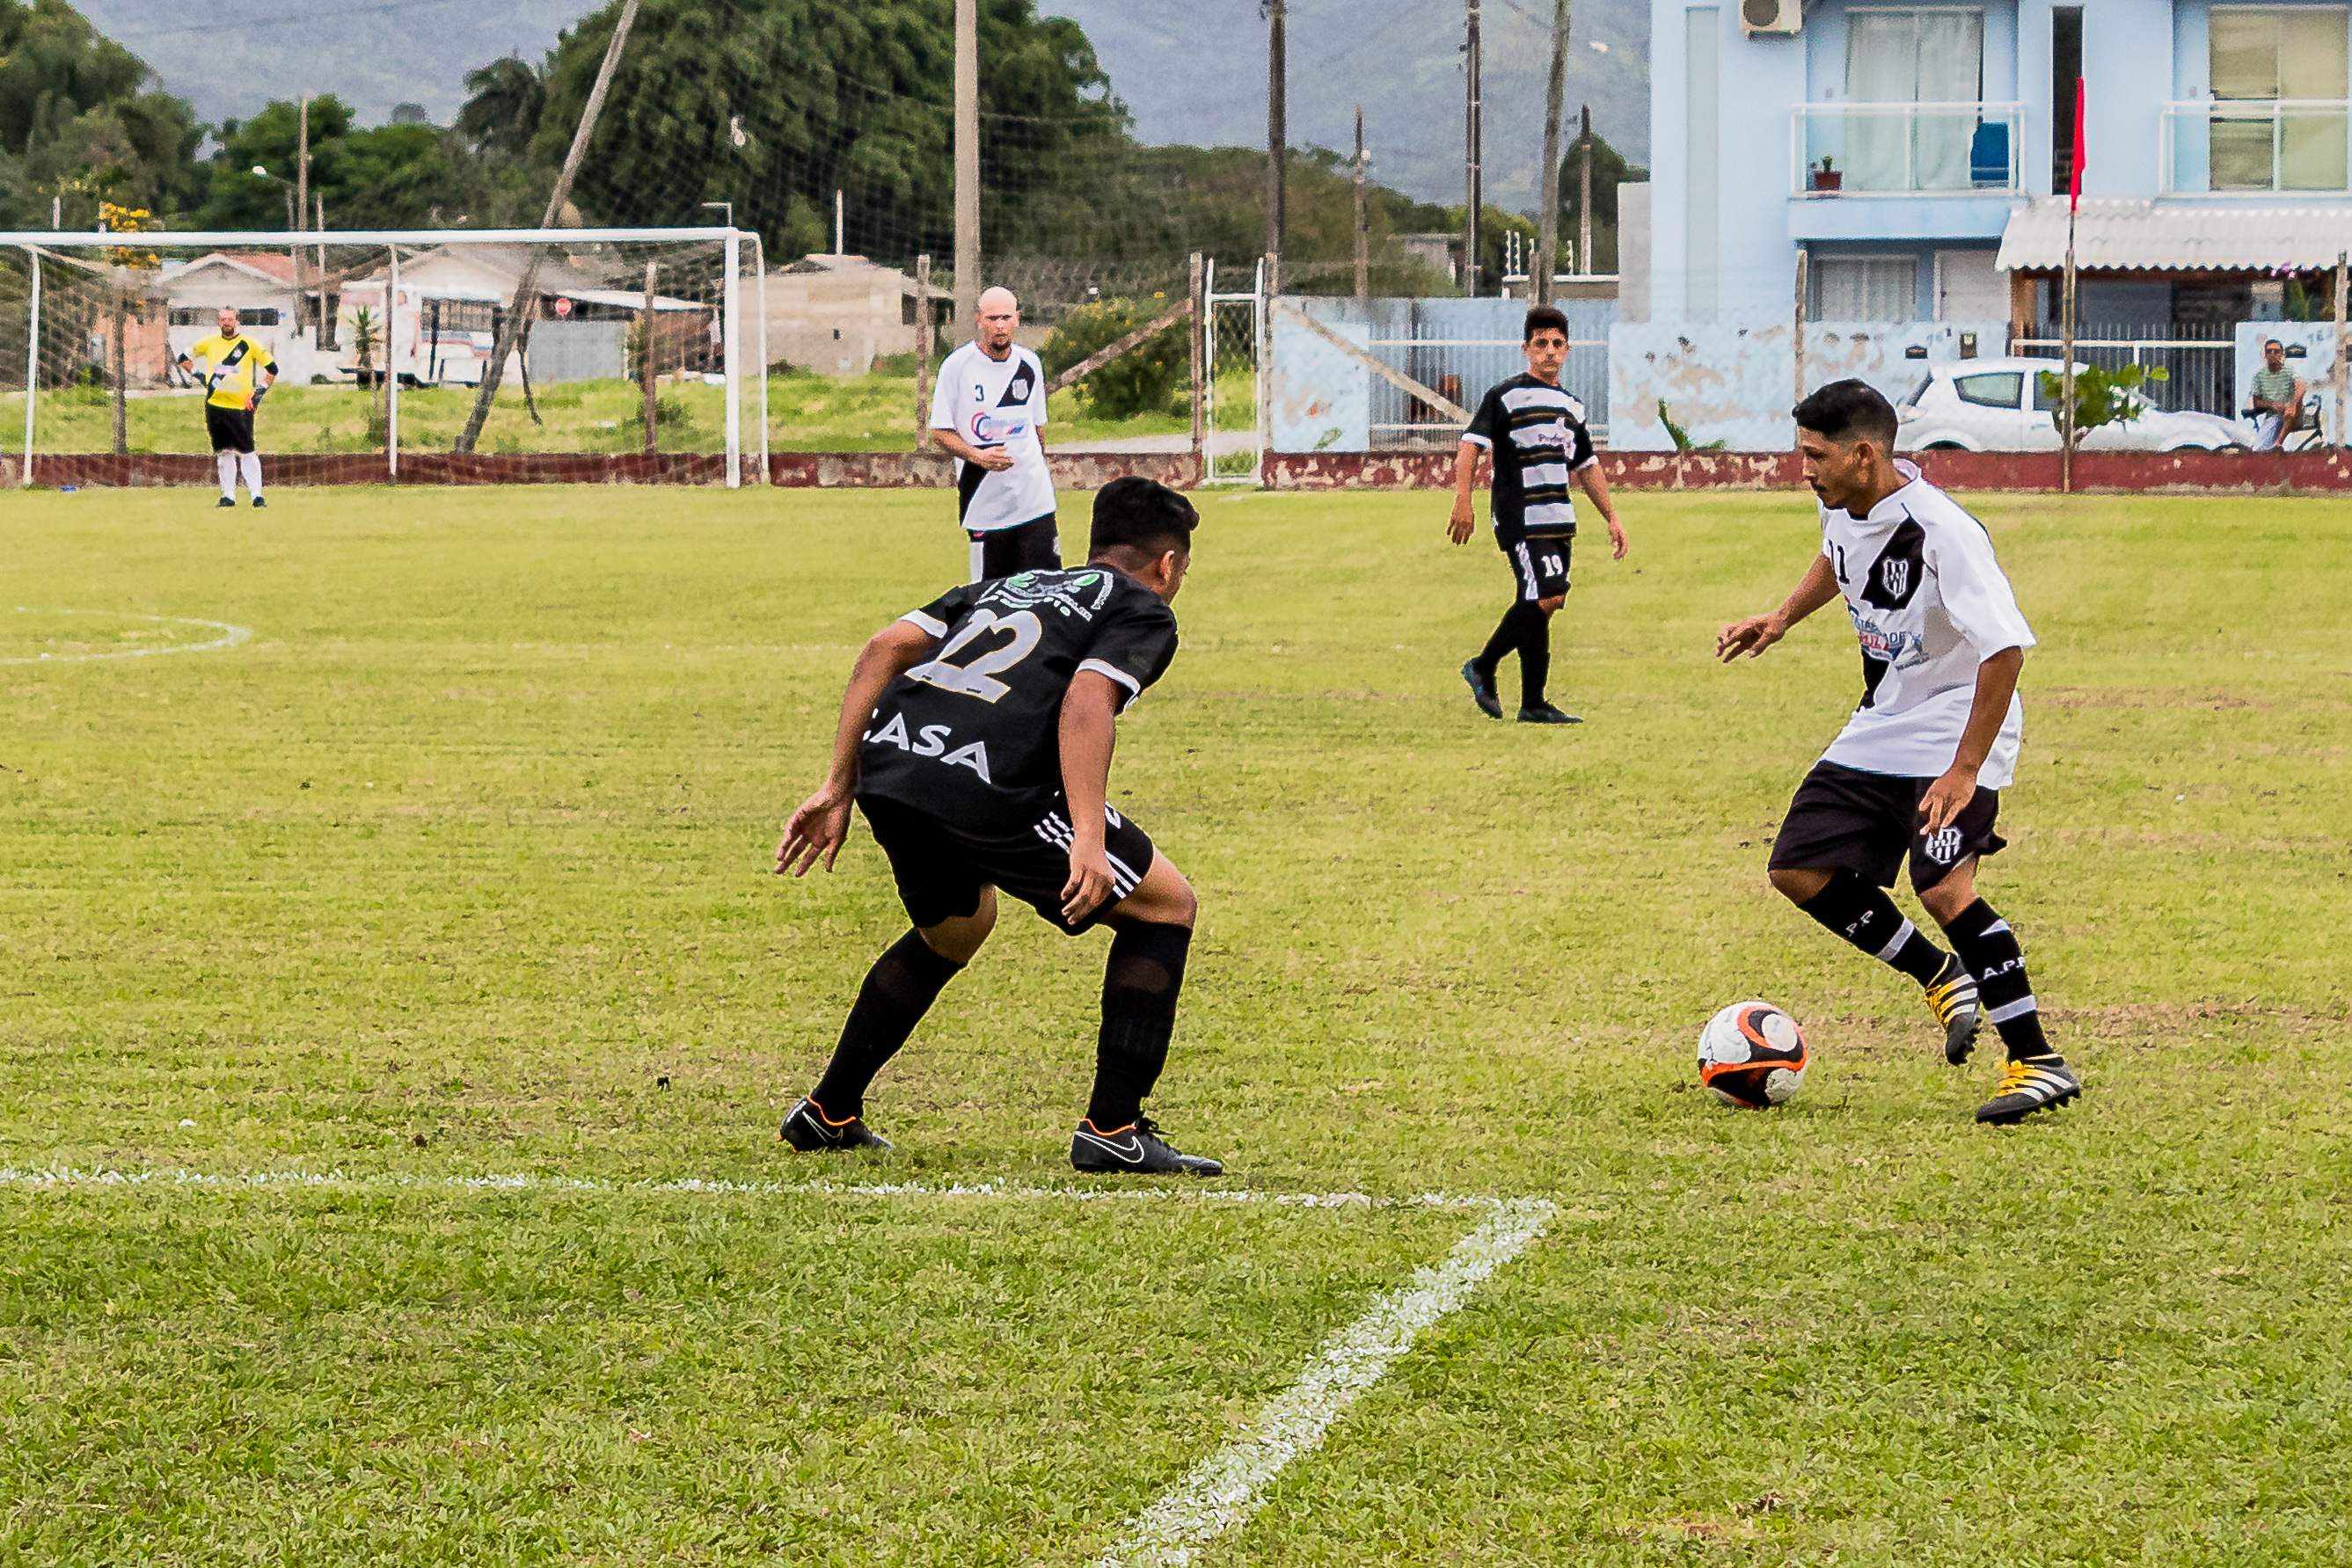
[1894,357,2253,453]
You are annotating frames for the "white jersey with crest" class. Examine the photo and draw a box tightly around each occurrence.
[1815,459,2037,788]
[931,340,1055,531]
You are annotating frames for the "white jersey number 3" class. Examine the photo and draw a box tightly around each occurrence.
[907,609,1043,703]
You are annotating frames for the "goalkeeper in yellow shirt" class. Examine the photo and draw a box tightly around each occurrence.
[176,306,278,507]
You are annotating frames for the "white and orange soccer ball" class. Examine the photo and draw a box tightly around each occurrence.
[1697,1001,1809,1108]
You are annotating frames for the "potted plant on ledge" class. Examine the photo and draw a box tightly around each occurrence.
[1811,156,1842,193]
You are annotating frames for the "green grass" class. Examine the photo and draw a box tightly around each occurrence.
[1,486,2346,1564]
[0,365,1258,456]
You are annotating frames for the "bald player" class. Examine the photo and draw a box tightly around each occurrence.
[931,286,1059,581]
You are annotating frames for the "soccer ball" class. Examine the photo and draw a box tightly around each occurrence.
[1697,1001,1809,1108]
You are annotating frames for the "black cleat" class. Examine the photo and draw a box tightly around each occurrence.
[251,496,267,508]
[1924,953,1984,1065]
[1461,660,1502,718]
[1070,1116,1223,1177]
[1976,1054,2082,1125]
[1516,703,1581,725]
[215,495,237,508]
[779,1097,891,1152]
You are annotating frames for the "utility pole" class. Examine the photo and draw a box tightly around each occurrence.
[1353,105,1369,306]
[295,95,309,334]
[1534,0,1568,304]
[1578,104,1595,276]
[457,0,640,453]
[1464,0,1483,296]
[1267,0,1287,294]
[954,0,980,343]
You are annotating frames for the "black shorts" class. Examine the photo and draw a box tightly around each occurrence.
[205,405,256,455]
[858,792,1157,936]
[969,514,1062,582]
[1769,760,2005,893]
[1504,536,1572,602]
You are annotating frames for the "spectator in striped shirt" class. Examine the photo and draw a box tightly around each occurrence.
[2247,338,2307,451]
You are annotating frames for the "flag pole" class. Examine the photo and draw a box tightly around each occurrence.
[2060,76,2084,495]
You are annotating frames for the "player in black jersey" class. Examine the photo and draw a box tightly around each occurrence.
[1447,305,1628,724]
[775,476,1221,1175]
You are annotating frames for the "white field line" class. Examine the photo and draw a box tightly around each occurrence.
[4,607,252,665]
[0,1163,1514,1213]
[1092,1196,1556,1568]
[2,1165,1554,1564]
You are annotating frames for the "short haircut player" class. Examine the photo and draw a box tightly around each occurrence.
[1716,377,2079,1125]
[774,475,1223,1175]
[175,304,277,508]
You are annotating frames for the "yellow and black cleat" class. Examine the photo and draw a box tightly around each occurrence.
[1976,1054,2082,1125]
[1923,953,1984,1065]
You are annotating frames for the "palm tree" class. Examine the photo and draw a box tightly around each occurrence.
[349,305,387,443]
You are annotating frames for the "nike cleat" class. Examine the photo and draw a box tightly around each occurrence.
[779,1097,892,1152]
[1461,660,1502,719]
[1924,953,1984,1065]
[251,496,267,507]
[1976,1054,2082,1125]
[1070,1116,1223,1177]
[1517,703,1582,725]
[215,496,237,508]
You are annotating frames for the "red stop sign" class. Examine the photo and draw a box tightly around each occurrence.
[553,296,573,317]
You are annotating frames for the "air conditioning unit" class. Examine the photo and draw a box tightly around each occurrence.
[1741,0,1802,35]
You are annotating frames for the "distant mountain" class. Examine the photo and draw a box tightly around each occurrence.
[76,0,1649,209]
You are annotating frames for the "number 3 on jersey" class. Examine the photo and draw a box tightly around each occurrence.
[907,609,1042,703]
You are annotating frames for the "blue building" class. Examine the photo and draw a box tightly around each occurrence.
[1616,0,2352,446]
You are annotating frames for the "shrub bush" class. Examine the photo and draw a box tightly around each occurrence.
[1041,297,1187,420]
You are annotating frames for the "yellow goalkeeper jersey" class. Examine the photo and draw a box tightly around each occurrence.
[184,333,278,409]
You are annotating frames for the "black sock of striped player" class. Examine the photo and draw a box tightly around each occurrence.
[1475,602,1545,679]
[1085,921,1191,1131]
[1796,867,1948,985]
[1939,899,2049,1060]
[809,929,964,1119]
[1519,611,1552,708]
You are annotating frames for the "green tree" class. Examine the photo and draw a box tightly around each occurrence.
[1547,128,1647,274]
[198,97,515,230]
[0,0,204,226]
[1041,295,1186,419]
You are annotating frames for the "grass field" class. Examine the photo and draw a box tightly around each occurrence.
[0,366,1255,456]
[2,483,2347,1564]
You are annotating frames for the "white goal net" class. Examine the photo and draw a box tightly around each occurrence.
[2,227,764,485]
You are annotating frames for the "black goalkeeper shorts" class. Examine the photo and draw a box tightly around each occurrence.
[1768,760,2005,893]
[858,793,1158,936]
[205,405,256,455]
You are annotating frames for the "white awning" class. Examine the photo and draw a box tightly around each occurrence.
[1998,197,2352,272]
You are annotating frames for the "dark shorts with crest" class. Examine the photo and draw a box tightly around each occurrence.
[1767,760,2005,893]
[858,793,1157,936]
[204,405,256,454]
[968,514,1062,582]
[1504,536,1572,602]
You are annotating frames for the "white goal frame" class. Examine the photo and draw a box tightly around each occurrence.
[7,226,768,488]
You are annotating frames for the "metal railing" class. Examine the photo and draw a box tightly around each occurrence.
[1792,103,2024,195]
[2012,321,2237,417]
[2160,100,2352,194]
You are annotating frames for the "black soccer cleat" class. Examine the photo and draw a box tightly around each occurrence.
[779,1097,892,1152]
[251,496,267,507]
[1976,1054,2082,1125]
[1516,703,1582,725]
[1070,1116,1223,1177]
[1923,953,1984,1065]
[215,495,237,508]
[1460,660,1502,719]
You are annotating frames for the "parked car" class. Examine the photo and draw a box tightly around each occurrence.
[1894,358,2253,453]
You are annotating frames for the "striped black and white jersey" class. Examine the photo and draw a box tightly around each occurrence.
[858,565,1179,832]
[1461,373,1598,543]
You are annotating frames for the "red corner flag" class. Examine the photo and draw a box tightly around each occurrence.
[2070,77,2086,209]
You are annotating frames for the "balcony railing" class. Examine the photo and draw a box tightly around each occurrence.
[1792,103,2024,196]
[2161,100,2351,194]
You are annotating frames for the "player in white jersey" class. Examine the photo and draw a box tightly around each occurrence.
[931,287,1059,582]
[1717,379,2080,1125]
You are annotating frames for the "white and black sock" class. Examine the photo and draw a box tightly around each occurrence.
[1795,867,1948,986]
[216,453,237,499]
[1940,899,2049,1060]
[237,452,264,499]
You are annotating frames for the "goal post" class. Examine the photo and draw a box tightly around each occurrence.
[1,227,761,486]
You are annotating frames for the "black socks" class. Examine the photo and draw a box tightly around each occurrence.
[1795,867,1948,986]
[1939,899,2049,1060]
[1085,921,1192,1131]
[1474,602,1552,708]
[809,929,965,1119]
